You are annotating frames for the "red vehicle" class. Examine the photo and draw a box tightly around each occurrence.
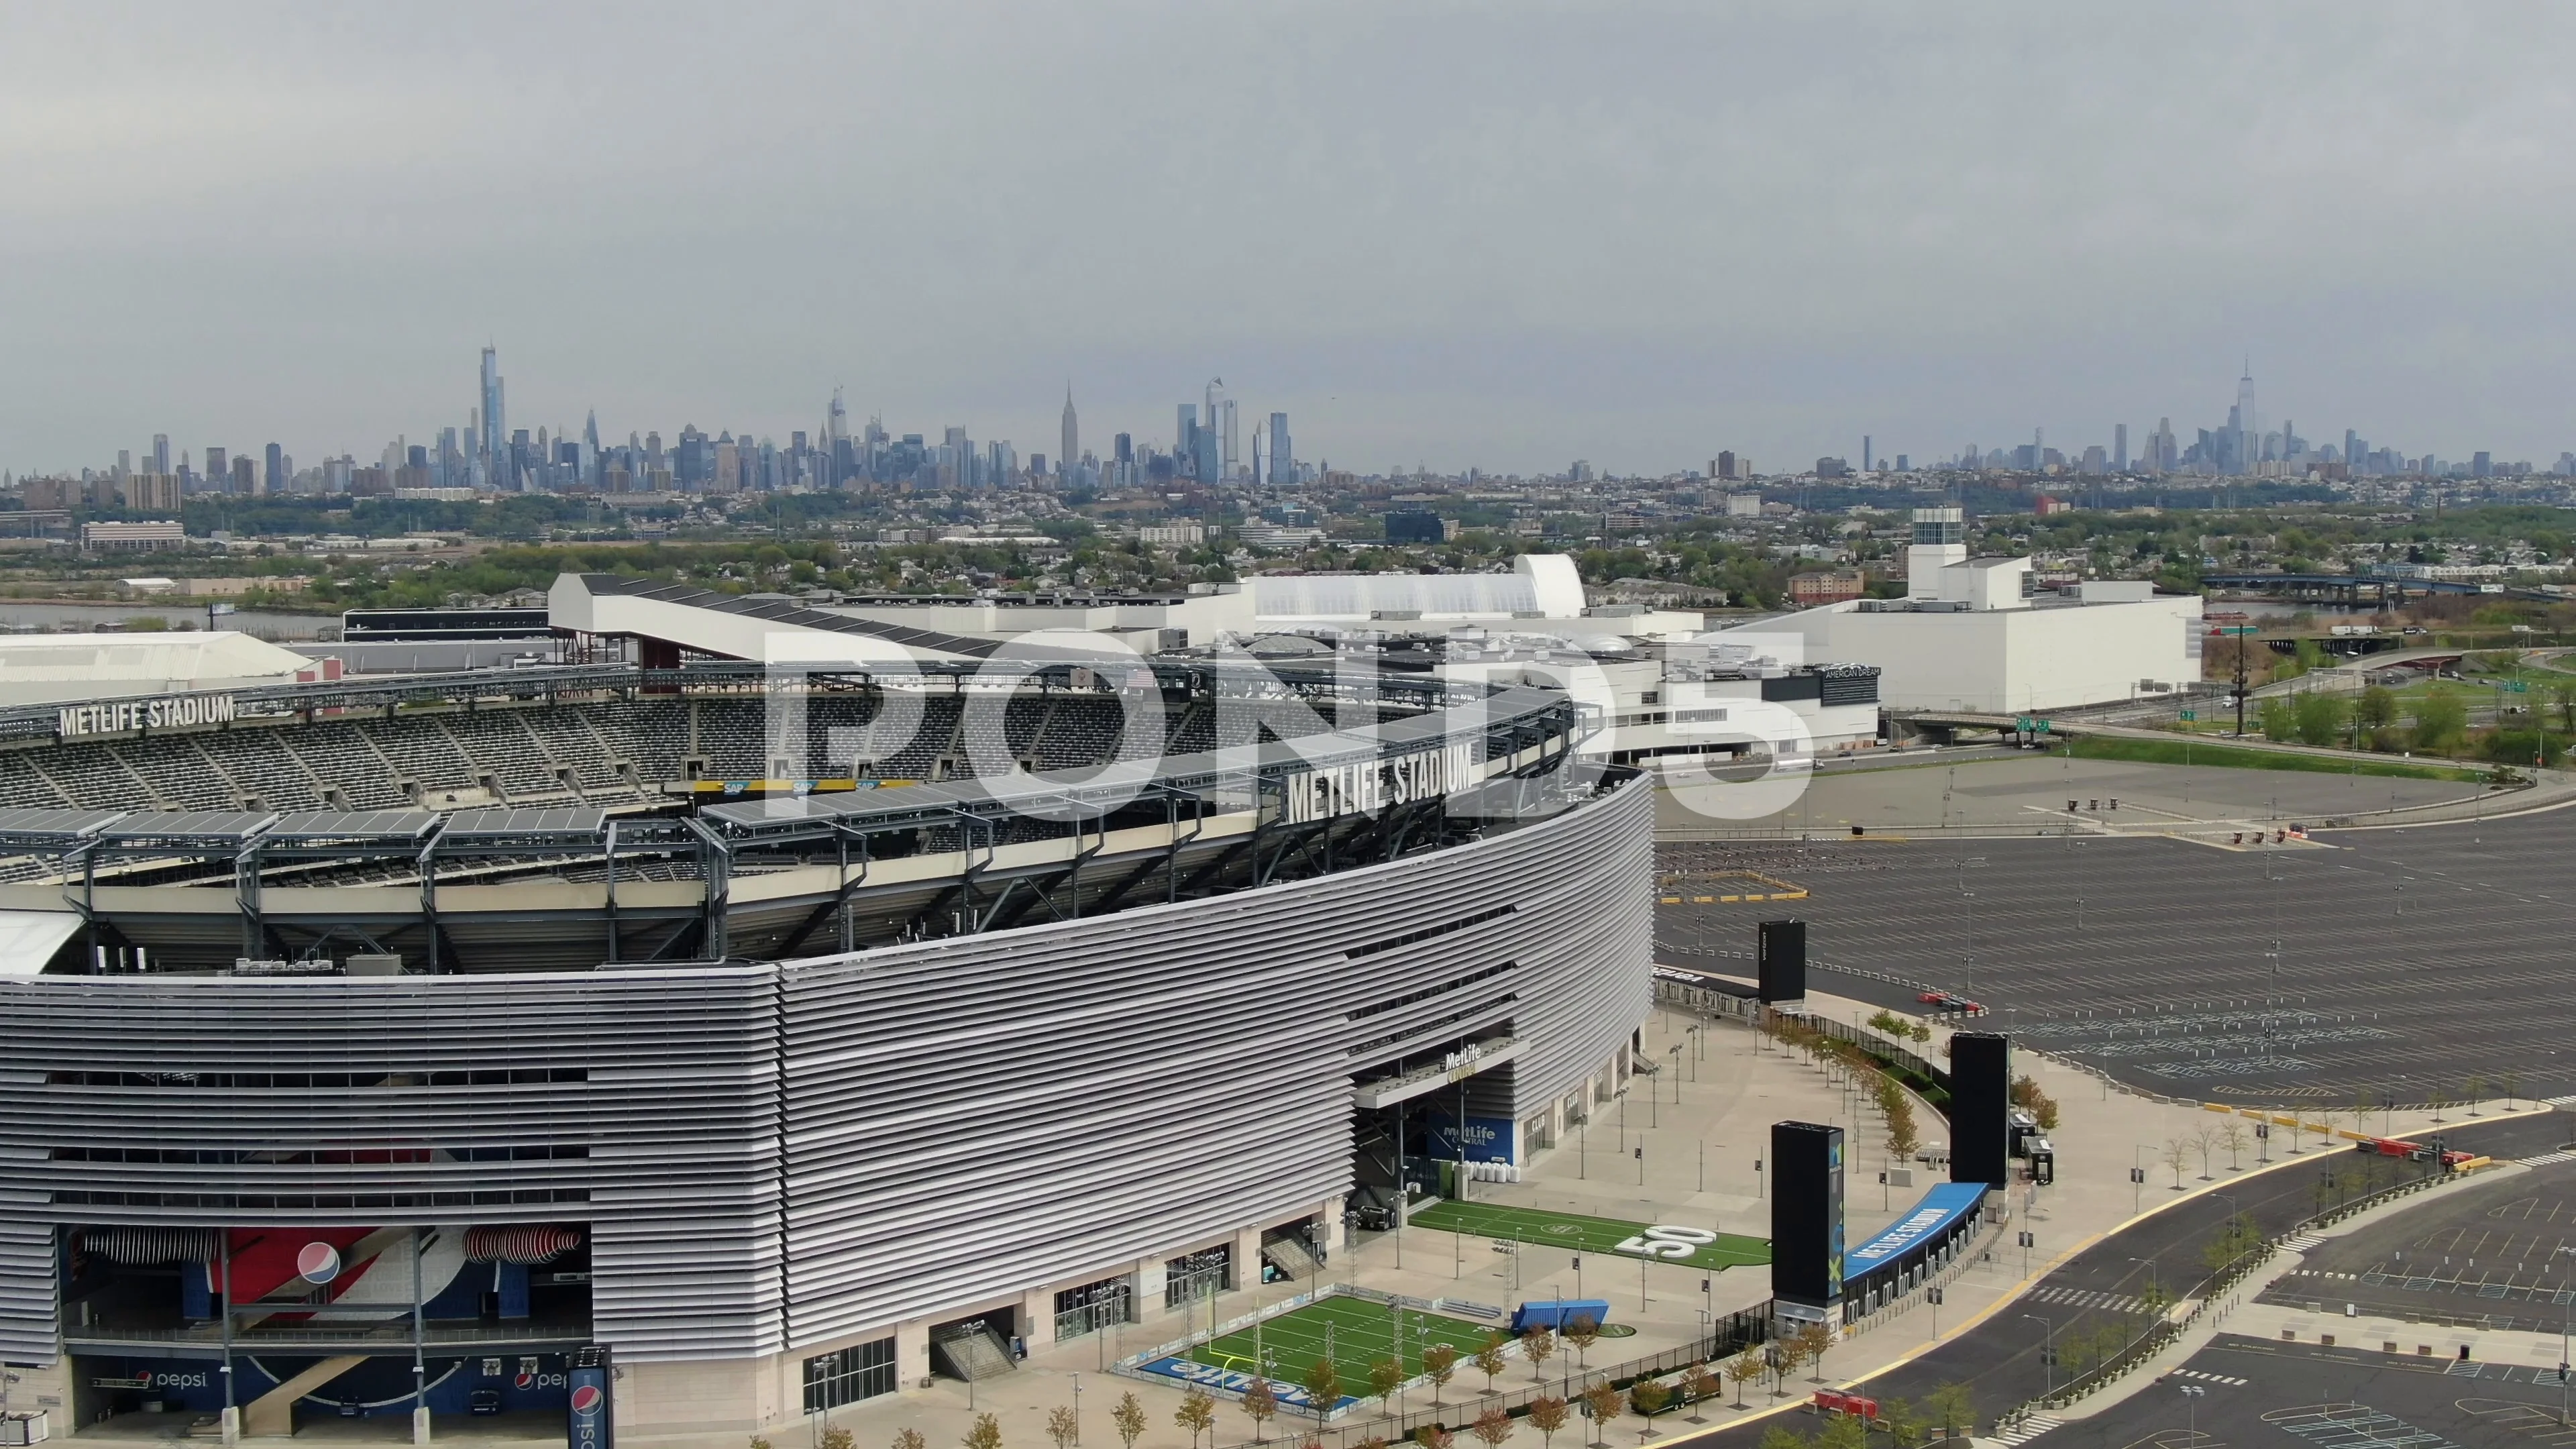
[1918,990,1951,1006]
[2357,1138,2473,1168]
[1813,1391,1880,1421]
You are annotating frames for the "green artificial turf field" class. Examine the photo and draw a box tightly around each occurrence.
[1406,1200,1769,1273]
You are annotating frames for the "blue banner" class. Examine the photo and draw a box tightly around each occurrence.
[1844,1183,1986,1282]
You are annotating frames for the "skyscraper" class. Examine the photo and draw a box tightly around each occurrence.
[2113,423,2127,472]
[1267,413,1291,484]
[1176,404,1198,471]
[479,345,507,490]
[150,434,170,476]
[2233,361,2257,476]
[1060,387,1079,479]
[1204,379,1235,478]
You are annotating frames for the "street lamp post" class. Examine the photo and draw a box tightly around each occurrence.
[2180,1383,2205,1438]
[2023,1314,2056,1394]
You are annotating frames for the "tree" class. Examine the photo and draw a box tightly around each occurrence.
[1680,1366,1723,1421]
[1925,1383,1975,1444]
[2200,1212,2263,1273]
[1727,1348,1764,1407]
[1880,1399,1929,1449]
[1472,1336,1510,1395]
[1413,1427,1454,1449]
[1177,1389,1217,1449]
[964,1415,1004,1449]
[1424,1344,1460,1407]
[1050,1407,1082,1449]
[2465,1073,2487,1116]
[1369,1358,1406,1416]
[2414,689,2467,753]
[2294,690,2346,747]
[2355,684,2397,731]
[897,1430,927,1449]
[2191,1125,2216,1180]
[1563,1318,1601,1372]
[2428,1085,2453,1121]
[1112,1394,1148,1449]
[2218,1120,2249,1170]
[2504,1071,2524,1110]
[1629,1379,1672,1428]
[824,1430,855,1449]
[1758,1428,1807,1449]
[1301,1360,1342,1421]
[2159,1136,2191,1189]
[1817,1412,1868,1449]
[1470,1409,1514,1449]
[753,1438,774,1449]
[1792,1324,1834,1383]
[1525,1397,1570,1449]
[1581,1386,1624,1448]
[1521,1328,1556,1385]
[2259,696,2297,742]
[1886,1093,1920,1161]
[1240,1380,1279,1445]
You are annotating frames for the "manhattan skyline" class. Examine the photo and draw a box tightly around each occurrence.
[3,4,2571,474]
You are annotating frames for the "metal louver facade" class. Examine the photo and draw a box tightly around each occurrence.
[0,777,1648,1370]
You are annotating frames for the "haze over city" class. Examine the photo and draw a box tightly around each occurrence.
[4,2,2572,475]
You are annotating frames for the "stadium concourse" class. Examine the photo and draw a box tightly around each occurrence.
[0,578,1661,1444]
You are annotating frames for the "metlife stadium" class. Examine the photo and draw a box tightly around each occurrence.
[0,577,1657,1439]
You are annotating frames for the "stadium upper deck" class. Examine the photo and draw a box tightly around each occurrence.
[0,656,1592,973]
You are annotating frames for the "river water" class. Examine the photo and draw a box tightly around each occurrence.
[0,600,335,639]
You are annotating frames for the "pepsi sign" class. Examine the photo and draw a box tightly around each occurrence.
[567,1350,612,1449]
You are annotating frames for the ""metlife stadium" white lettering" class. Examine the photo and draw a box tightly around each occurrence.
[56,693,237,739]
[1283,742,1477,824]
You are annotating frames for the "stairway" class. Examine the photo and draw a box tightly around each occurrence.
[241,1355,366,1437]
[1263,1235,1320,1281]
[930,1323,1018,1381]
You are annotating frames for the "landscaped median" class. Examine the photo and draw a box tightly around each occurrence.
[2059,734,2492,782]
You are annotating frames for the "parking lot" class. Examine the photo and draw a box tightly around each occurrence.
[1656,796,2576,1102]
[2263,1155,2576,1335]
[2035,1332,2571,1449]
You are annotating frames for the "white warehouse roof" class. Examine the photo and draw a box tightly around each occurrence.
[0,631,313,706]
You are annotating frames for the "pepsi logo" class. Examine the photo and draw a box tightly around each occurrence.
[570,1385,603,1415]
[297,1241,342,1285]
[514,1373,534,1390]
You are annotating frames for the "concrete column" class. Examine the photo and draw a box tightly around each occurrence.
[1022,1287,1057,1350]
[896,1320,931,1389]
[1136,1257,1169,1318]
[1233,1226,1263,1291]
[413,1405,431,1444]
[1319,1197,1346,1250]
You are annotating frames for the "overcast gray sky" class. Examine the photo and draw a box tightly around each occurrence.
[3,2,2569,478]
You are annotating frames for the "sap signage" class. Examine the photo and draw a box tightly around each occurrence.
[57,692,237,739]
[1283,743,1477,824]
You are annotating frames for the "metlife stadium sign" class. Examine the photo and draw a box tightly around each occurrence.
[57,692,237,739]
[1282,741,1477,824]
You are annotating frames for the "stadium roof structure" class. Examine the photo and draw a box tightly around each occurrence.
[553,574,1008,664]
[0,663,1601,972]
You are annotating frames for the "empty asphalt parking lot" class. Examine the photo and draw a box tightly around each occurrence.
[1656,778,2576,1104]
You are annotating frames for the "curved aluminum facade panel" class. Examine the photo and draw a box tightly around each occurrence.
[0,778,1650,1366]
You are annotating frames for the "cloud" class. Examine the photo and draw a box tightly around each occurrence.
[1,1,2569,473]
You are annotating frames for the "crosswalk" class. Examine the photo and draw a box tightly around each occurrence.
[2169,1368,2249,1386]
[2519,1150,2576,1167]
[2026,1285,2149,1313]
[2281,1233,2325,1252]
[1991,1414,2064,1446]
[2541,1095,2576,1108]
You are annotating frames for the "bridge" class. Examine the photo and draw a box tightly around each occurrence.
[2200,571,2559,604]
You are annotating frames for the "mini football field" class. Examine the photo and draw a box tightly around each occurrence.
[1407,1201,1768,1272]
[1193,1293,1499,1388]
